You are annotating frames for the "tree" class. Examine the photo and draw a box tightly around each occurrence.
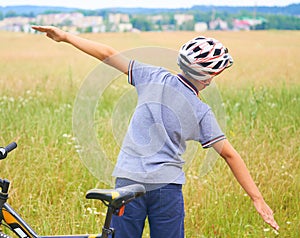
[180,20,195,31]
[131,16,154,31]
[5,10,17,18]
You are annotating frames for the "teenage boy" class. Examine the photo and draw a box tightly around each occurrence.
[32,25,279,238]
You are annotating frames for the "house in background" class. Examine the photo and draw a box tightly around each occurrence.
[0,16,34,32]
[233,17,267,30]
[194,22,208,32]
[209,18,228,30]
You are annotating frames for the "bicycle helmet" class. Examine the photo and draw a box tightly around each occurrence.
[177,36,233,81]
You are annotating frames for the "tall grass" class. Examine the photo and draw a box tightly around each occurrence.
[184,86,299,237]
[0,31,299,237]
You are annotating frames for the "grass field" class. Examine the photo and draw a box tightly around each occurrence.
[0,30,299,237]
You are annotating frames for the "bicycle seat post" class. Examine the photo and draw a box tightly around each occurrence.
[101,205,115,238]
[0,179,10,224]
[0,179,10,194]
[0,179,10,207]
[86,184,146,237]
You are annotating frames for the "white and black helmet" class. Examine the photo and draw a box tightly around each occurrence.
[177,36,233,81]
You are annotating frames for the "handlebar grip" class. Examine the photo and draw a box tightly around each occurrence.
[0,142,17,160]
[5,142,17,153]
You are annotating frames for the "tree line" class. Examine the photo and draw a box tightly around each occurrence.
[1,7,300,30]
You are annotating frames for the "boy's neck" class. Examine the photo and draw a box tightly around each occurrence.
[181,72,206,91]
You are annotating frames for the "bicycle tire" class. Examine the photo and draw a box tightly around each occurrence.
[0,233,11,238]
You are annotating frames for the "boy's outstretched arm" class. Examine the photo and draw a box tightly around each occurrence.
[31,25,130,74]
[212,139,279,231]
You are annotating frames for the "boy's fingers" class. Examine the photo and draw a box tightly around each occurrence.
[261,211,279,231]
[31,25,50,32]
[31,25,63,42]
[265,217,276,228]
[254,200,279,231]
[269,217,279,231]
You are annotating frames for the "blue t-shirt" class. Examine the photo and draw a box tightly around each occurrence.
[112,60,225,184]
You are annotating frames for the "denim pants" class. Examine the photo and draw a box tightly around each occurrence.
[111,178,185,238]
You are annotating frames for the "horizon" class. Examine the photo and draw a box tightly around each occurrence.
[1,0,300,9]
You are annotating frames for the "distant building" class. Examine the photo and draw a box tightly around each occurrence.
[174,14,194,26]
[209,18,228,30]
[117,23,133,32]
[233,17,267,30]
[233,19,251,31]
[194,22,208,32]
[74,16,103,28]
[36,12,84,26]
[0,16,34,32]
[108,13,130,24]
[35,13,104,33]
[0,9,271,33]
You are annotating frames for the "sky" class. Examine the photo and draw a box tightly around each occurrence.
[1,0,299,9]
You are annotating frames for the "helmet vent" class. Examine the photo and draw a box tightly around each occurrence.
[213,49,222,56]
[223,59,229,67]
[186,42,196,50]
[197,62,212,67]
[195,37,206,40]
[212,60,223,69]
[193,46,201,52]
[195,51,209,58]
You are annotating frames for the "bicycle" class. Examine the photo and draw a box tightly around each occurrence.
[0,142,146,238]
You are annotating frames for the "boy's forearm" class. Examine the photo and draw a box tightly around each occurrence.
[224,152,263,201]
[213,140,263,201]
[64,32,116,60]
[31,25,130,73]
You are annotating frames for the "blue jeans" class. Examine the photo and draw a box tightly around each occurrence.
[111,178,185,238]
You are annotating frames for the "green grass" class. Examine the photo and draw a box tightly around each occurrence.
[0,31,299,237]
[1,82,299,238]
[183,86,299,238]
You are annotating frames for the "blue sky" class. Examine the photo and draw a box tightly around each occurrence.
[1,0,299,9]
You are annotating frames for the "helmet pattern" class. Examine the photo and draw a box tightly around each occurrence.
[177,36,233,81]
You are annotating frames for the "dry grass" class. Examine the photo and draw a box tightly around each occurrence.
[1,30,299,93]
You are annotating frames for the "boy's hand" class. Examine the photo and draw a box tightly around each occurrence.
[31,25,67,42]
[253,198,279,231]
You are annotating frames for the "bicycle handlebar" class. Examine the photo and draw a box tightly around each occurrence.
[0,142,17,160]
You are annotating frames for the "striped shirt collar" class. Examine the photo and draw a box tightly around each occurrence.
[177,74,199,96]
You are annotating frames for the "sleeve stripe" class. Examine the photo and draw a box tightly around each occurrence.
[128,60,135,85]
[202,135,226,148]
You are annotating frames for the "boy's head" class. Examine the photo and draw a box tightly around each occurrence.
[177,36,233,81]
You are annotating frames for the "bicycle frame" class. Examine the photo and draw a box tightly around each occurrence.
[0,174,106,238]
[0,142,145,238]
[1,202,105,238]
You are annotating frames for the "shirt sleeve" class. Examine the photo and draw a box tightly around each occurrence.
[127,60,169,87]
[128,59,135,85]
[199,109,226,149]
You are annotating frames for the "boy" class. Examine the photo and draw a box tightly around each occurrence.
[32,25,279,237]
